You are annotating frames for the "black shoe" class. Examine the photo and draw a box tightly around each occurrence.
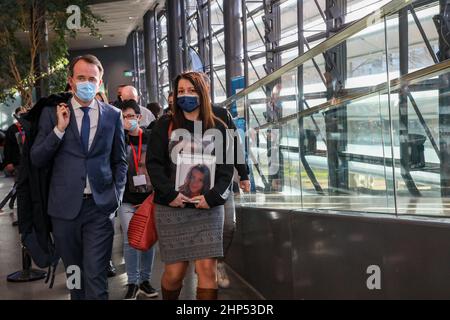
[107,260,116,277]
[124,284,139,300]
[139,281,158,298]
[12,220,18,227]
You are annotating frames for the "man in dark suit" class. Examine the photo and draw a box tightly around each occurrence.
[31,54,127,300]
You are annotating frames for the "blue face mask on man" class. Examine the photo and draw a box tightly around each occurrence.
[128,119,138,132]
[177,94,200,113]
[74,81,97,102]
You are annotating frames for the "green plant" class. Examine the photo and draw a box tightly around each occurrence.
[0,0,104,107]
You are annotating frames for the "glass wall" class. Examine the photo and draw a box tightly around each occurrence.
[157,13,170,108]
[226,0,450,217]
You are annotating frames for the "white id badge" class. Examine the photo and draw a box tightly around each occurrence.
[132,175,147,187]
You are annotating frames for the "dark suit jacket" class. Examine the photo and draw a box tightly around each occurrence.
[30,100,128,220]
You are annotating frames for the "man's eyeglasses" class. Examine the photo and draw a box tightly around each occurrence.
[123,114,137,120]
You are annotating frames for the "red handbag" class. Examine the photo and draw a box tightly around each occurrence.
[128,193,157,251]
[127,121,173,251]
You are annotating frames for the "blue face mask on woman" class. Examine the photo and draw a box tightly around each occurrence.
[75,81,97,102]
[177,94,200,113]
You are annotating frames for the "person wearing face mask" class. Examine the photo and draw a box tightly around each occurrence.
[147,71,234,300]
[120,86,155,128]
[30,54,128,300]
[118,99,158,300]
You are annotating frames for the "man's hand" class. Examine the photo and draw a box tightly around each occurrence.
[240,180,251,193]
[56,103,70,132]
[191,195,210,209]
[169,193,190,208]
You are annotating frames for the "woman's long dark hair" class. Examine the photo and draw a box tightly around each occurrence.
[171,71,226,131]
[179,164,211,197]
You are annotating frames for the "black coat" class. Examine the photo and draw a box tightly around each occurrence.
[16,92,72,279]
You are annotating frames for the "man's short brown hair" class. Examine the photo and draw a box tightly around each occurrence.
[68,54,104,78]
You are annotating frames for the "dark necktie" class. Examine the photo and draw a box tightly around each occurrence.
[80,107,90,154]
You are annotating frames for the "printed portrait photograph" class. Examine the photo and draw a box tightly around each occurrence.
[175,153,216,198]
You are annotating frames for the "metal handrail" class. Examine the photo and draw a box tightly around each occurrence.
[217,0,413,109]
[256,59,450,130]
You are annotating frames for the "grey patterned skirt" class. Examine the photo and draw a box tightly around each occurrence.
[154,204,224,264]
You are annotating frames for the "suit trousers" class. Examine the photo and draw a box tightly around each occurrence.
[52,197,114,300]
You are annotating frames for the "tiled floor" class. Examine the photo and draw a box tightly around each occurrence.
[0,177,262,300]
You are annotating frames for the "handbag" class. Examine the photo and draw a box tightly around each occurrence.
[127,121,173,251]
[128,192,157,251]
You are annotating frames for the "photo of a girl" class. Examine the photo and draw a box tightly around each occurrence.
[178,164,211,197]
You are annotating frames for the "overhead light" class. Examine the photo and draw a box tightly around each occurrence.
[103,45,109,48]
[128,16,135,20]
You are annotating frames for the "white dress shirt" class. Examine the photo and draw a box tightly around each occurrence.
[139,105,155,128]
[54,97,99,194]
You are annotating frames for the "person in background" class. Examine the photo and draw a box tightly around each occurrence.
[113,84,127,107]
[96,91,108,104]
[120,86,155,128]
[147,102,162,121]
[163,91,174,115]
[119,99,158,300]
[0,129,6,170]
[3,107,27,220]
[147,71,234,300]
[4,107,27,178]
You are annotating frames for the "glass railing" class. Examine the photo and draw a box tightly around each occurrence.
[219,0,450,217]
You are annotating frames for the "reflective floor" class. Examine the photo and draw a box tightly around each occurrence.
[0,177,262,300]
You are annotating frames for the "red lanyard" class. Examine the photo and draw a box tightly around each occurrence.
[15,123,25,144]
[130,129,143,173]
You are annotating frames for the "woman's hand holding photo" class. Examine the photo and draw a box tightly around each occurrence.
[169,193,190,208]
[191,195,210,209]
